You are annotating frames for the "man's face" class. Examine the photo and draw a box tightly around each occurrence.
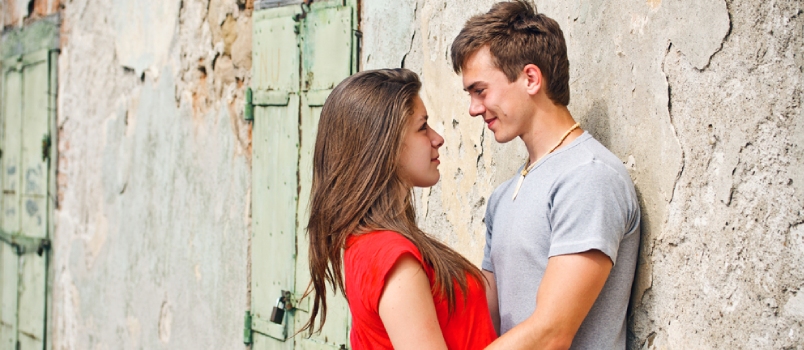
[461,46,533,144]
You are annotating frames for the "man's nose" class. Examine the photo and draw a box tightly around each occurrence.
[468,98,485,117]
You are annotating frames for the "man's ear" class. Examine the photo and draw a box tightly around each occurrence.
[522,64,543,96]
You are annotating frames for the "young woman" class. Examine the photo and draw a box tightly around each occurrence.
[302,69,497,349]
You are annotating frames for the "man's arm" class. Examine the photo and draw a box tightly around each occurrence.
[482,269,500,335]
[485,250,612,350]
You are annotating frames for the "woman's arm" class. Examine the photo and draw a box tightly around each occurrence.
[482,269,501,335]
[378,254,448,350]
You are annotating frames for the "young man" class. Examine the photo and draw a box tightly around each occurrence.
[450,1,641,349]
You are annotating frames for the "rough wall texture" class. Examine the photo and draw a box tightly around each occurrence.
[362,0,803,348]
[2,0,795,347]
[53,0,252,348]
[2,0,60,29]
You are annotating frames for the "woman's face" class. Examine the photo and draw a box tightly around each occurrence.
[398,95,444,188]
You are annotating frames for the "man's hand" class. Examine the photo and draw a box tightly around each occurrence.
[485,250,613,350]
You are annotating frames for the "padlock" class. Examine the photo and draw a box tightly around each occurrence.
[270,297,286,324]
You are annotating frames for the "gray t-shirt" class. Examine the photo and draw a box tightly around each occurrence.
[482,132,640,350]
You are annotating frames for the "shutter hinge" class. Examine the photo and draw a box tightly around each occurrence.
[244,310,253,344]
[0,229,50,256]
[244,87,254,121]
[244,308,290,342]
[42,134,52,161]
[245,88,294,120]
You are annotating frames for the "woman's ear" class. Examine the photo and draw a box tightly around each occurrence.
[522,64,543,96]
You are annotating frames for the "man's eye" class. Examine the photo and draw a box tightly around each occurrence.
[475,89,485,95]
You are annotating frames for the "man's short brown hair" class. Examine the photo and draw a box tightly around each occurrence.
[451,0,570,106]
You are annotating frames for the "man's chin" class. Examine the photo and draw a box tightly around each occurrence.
[492,132,516,144]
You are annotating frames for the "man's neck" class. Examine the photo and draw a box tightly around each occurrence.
[521,103,581,165]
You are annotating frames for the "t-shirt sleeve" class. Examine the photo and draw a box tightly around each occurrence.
[349,232,425,314]
[482,192,497,272]
[547,160,638,264]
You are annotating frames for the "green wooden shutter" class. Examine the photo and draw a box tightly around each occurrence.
[0,17,59,350]
[293,1,356,349]
[251,4,303,350]
[249,1,357,349]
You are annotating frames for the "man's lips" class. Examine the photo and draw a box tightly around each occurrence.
[485,118,497,127]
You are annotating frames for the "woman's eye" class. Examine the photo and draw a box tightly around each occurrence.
[419,123,428,131]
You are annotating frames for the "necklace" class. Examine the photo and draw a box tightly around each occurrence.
[511,122,580,200]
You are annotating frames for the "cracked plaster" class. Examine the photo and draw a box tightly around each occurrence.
[12,0,801,347]
[52,0,252,348]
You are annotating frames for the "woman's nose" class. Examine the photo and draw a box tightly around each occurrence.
[431,129,444,148]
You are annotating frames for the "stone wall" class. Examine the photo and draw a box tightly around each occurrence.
[362,0,803,348]
[52,0,253,348]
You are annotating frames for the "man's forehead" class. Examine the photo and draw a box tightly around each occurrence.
[462,61,500,89]
[462,52,487,74]
[462,47,507,84]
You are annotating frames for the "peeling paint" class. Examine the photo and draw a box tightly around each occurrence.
[361,0,416,69]
[54,0,252,348]
[663,0,731,70]
[158,300,172,343]
[85,210,107,270]
[221,14,238,57]
[231,15,253,70]
[112,0,181,76]
[125,316,141,347]
[25,166,42,193]
[25,198,38,216]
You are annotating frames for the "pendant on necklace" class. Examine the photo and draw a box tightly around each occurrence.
[512,174,527,200]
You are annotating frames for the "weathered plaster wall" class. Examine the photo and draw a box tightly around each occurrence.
[53,0,253,348]
[2,0,60,29]
[362,0,803,348]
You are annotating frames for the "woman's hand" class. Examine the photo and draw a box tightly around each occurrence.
[379,254,448,350]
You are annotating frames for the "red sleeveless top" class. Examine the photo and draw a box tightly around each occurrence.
[344,231,497,349]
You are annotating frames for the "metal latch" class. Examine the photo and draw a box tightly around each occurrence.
[244,290,296,344]
[244,87,293,121]
[0,229,50,256]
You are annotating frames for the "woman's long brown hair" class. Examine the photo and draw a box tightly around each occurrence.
[301,69,483,334]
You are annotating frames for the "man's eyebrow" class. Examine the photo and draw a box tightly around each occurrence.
[463,82,480,92]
